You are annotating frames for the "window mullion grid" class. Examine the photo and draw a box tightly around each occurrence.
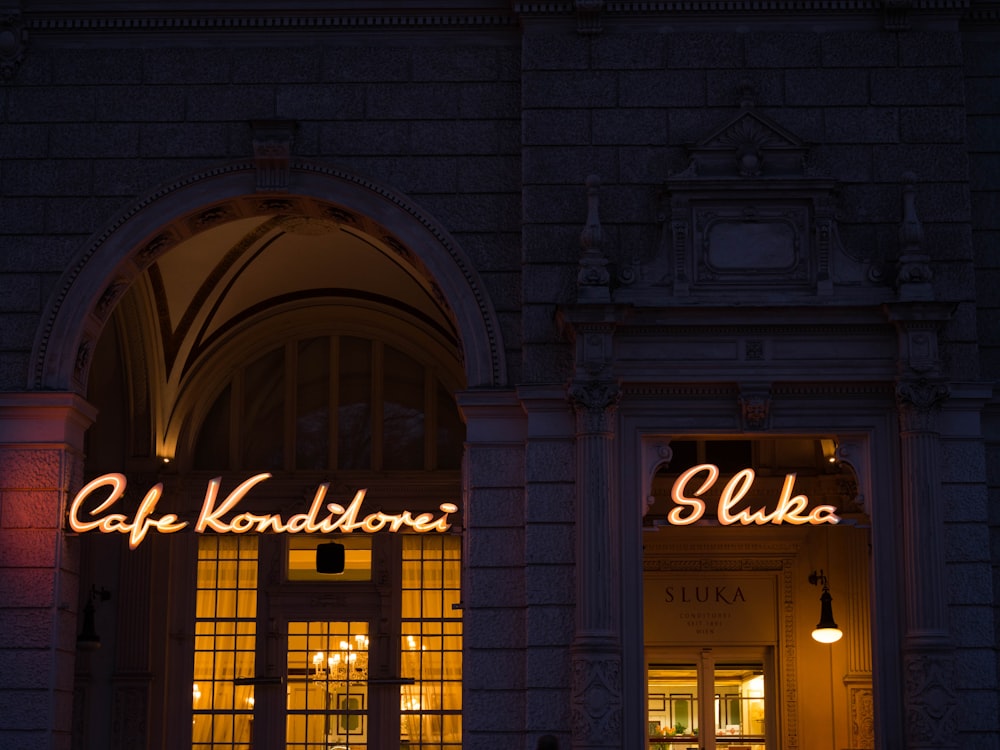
[330,336,340,471]
[371,340,384,471]
[230,371,243,472]
[284,341,297,473]
[424,366,436,471]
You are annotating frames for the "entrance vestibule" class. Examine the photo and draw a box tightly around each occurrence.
[646,648,773,750]
[641,438,873,750]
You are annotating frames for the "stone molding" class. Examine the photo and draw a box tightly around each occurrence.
[22,7,519,33]
[0,392,98,446]
[13,0,974,41]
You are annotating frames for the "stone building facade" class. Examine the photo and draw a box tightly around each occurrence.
[1,2,999,750]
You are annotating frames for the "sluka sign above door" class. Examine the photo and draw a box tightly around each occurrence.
[68,473,458,549]
[665,463,841,526]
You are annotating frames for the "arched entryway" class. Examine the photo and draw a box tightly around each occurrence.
[24,162,506,750]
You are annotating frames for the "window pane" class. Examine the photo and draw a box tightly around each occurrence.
[383,345,424,470]
[647,664,699,741]
[401,536,462,749]
[193,536,258,750]
[194,385,231,470]
[436,382,464,470]
[242,348,285,470]
[338,337,372,469]
[296,337,330,470]
[286,536,372,582]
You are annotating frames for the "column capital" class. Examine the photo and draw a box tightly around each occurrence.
[895,379,949,433]
[568,380,621,434]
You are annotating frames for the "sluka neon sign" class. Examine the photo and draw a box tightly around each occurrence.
[68,473,458,549]
[667,464,840,526]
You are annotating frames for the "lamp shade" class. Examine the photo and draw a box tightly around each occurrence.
[811,587,843,643]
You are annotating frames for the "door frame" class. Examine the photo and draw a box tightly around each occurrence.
[645,646,777,750]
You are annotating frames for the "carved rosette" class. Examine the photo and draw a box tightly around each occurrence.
[569,380,621,434]
[895,380,949,433]
[904,651,958,748]
[570,653,623,746]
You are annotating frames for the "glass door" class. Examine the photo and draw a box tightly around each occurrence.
[287,620,372,749]
[647,649,771,750]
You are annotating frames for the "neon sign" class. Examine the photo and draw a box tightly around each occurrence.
[68,473,458,549]
[667,464,840,526]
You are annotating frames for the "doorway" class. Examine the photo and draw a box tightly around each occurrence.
[286,619,373,749]
[646,648,774,750]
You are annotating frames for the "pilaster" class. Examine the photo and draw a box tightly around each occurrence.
[886,302,958,749]
[568,378,622,750]
[0,392,97,750]
[454,389,527,747]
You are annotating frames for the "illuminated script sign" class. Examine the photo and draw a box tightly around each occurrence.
[68,473,458,549]
[667,463,840,526]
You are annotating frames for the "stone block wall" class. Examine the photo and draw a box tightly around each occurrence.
[0,33,524,391]
[2,5,1000,749]
[965,8,1000,741]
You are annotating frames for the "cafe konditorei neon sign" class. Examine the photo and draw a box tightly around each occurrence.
[70,462,837,549]
[68,473,459,549]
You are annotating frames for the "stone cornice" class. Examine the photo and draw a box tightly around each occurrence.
[515,0,969,13]
[18,0,977,36]
[21,4,519,34]
[966,0,1000,21]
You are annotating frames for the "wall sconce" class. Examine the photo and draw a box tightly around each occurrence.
[77,585,111,651]
[808,570,843,643]
[820,438,837,465]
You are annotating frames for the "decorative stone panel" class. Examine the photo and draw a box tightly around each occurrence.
[623,100,881,305]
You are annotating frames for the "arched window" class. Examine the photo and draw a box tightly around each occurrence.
[191,334,464,472]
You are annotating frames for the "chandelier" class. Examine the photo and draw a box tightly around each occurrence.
[311,635,369,683]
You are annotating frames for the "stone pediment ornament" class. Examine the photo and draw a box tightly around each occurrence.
[629,84,877,302]
[677,87,808,180]
[695,112,804,177]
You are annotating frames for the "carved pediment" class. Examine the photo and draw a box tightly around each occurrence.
[679,109,808,180]
[616,95,880,303]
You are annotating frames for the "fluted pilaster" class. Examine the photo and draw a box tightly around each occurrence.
[895,379,957,749]
[568,379,622,749]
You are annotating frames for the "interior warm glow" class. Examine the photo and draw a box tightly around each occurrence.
[812,626,844,644]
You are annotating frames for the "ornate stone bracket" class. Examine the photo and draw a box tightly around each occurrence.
[251,120,297,192]
[0,14,27,82]
[575,0,604,33]
[739,384,771,431]
[883,0,912,30]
